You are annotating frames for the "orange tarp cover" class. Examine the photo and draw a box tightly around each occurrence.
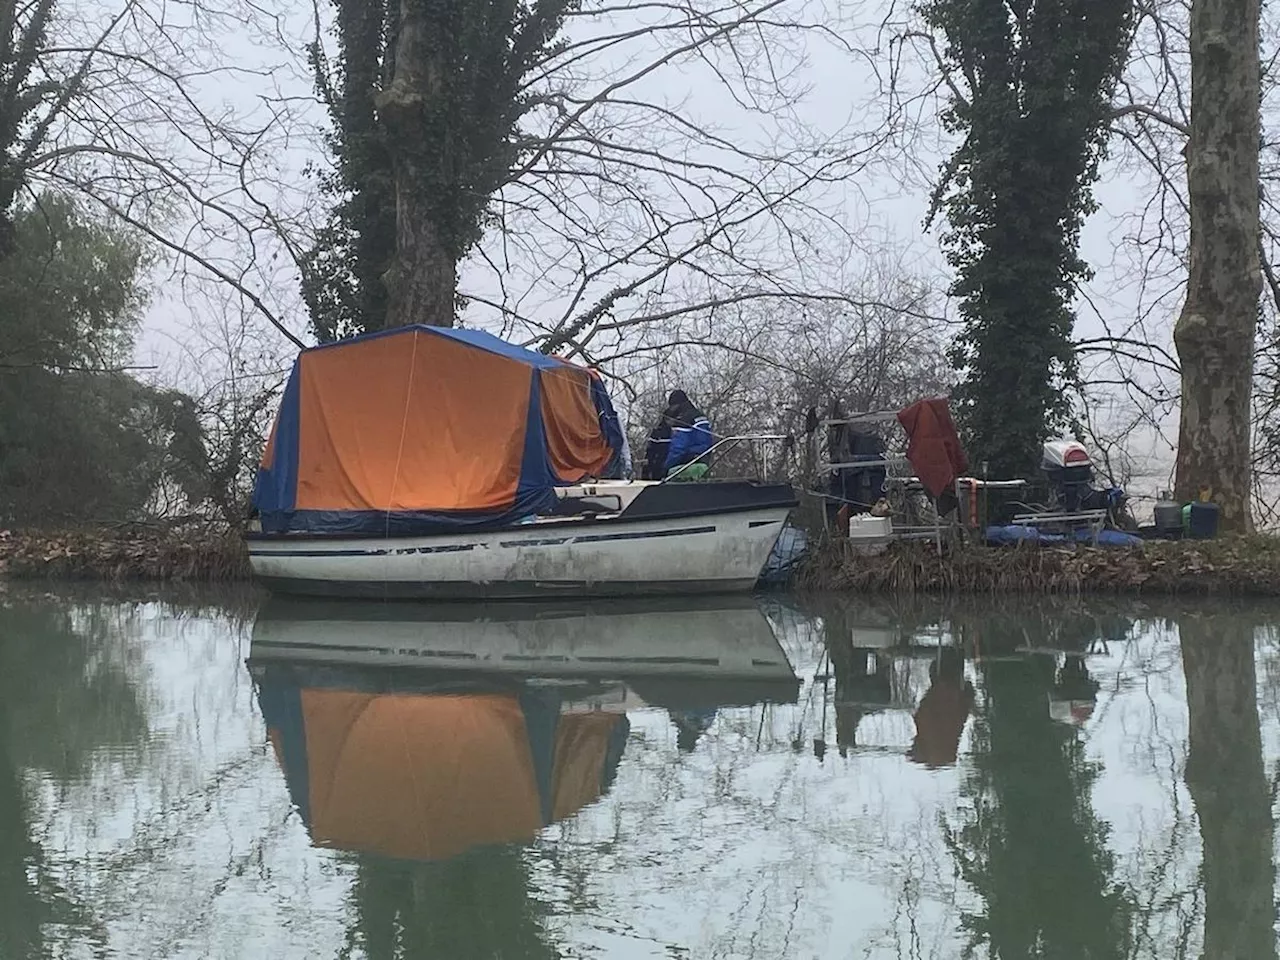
[300,690,543,861]
[261,416,277,470]
[253,326,626,532]
[296,331,532,513]
[541,362,613,480]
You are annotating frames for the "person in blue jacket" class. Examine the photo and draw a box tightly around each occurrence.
[642,389,714,479]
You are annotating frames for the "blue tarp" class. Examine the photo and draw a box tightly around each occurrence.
[759,523,809,585]
[985,525,1143,548]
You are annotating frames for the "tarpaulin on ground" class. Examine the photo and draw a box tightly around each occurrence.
[257,679,629,862]
[984,525,1143,548]
[897,398,969,498]
[253,326,625,535]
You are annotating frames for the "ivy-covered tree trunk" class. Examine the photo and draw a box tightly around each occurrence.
[922,1,1134,477]
[301,1,397,341]
[307,0,574,337]
[1172,0,1261,533]
[377,0,458,328]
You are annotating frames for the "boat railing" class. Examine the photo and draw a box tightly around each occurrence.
[662,434,791,483]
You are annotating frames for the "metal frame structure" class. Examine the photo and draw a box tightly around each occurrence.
[662,434,790,482]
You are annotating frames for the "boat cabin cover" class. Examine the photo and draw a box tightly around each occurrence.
[253,325,625,535]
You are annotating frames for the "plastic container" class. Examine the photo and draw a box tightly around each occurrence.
[848,515,892,538]
[1187,502,1220,539]
[1153,500,1182,533]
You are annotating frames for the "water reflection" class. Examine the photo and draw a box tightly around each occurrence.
[250,595,799,682]
[0,588,1277,958]
[0,598,149,958]
[253,668,632,862]
[1181,610,1278,960]
[249,596,801,862]
[909,646,975,767]
[946,606,1134,958]
[249,595,801,959]
[254,667,608,958]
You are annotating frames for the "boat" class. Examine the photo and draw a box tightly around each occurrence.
[247,325,795,599]
[247,597,799,862]
[248,594,800,698]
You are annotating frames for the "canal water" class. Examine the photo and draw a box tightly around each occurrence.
[1,587,1277,959]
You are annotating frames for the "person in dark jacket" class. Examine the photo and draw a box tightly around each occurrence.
[642,389,714,479]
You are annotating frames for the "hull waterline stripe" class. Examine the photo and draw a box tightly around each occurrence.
[570,525,715,544]
[248,543,479,559]
[251,524,719,558]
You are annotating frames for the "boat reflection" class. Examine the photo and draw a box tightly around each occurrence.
[251,595,795,683]
[248,596,799,863]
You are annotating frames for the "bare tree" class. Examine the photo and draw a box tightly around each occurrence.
[615,260,951,482]
[301,0,908,355]
[5,0,316,352]
[1065,1,1280,522]
[155,289,290,526]
[1169,0,1261,532]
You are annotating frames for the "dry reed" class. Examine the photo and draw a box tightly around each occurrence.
[797,535,1280,597]
[0,527,251,582]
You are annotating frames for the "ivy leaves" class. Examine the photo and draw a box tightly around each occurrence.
[922,0,1135,476]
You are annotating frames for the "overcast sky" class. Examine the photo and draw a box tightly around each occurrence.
[117,0,1185,496]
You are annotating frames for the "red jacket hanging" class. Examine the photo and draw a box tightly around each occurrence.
[897,398,969,498]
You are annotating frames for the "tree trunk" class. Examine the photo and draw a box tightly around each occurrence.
[375,0,458,329]
[1179,613,1276,960]
[1172,0,1261,533]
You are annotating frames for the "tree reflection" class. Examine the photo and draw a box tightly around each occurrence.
[343,848,559,960]
[1179,612,1277,960]
[0,603,147,774]
[0,600,148,957]
[0,710,46,960]
[946,612,1133,958]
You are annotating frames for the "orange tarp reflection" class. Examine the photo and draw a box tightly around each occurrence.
[300,690,544,862]
[539,363,612,480]
[295,330,532,512]
[550,711,623,820]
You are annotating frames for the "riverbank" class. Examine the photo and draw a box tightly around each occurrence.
[796,534,1280,596]
[0,527,250,582]
[6,525,1280,596]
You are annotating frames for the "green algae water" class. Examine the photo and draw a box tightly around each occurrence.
[0,587,1276,959]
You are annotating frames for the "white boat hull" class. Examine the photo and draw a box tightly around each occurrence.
[247,505,791,599]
